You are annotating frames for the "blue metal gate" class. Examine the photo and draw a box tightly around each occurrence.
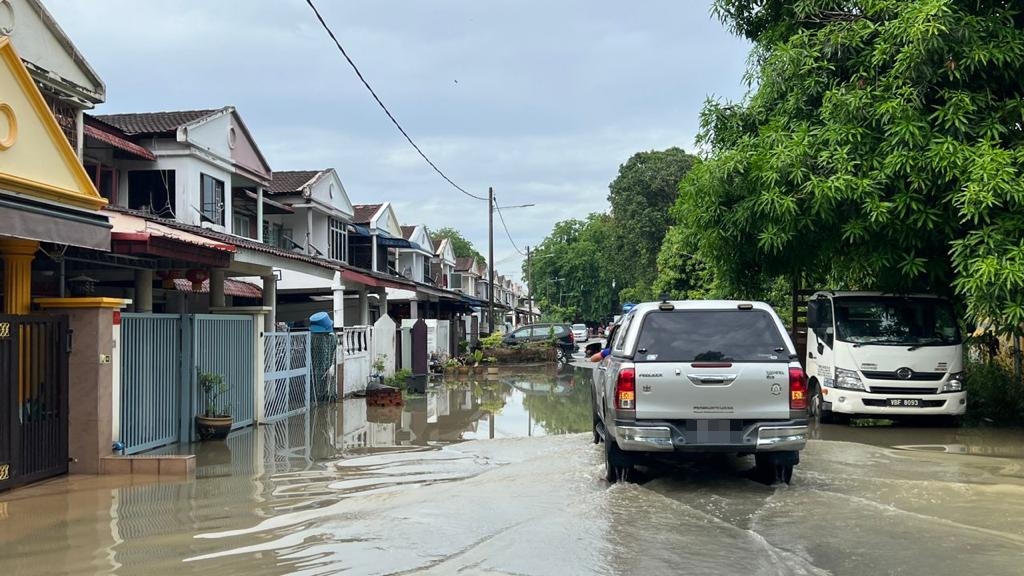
[119,314,256,452]
[119,314,182,454]
[192,315,255,435]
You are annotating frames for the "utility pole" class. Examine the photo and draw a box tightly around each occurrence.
[526,245,533,321]
[488,186,495,334]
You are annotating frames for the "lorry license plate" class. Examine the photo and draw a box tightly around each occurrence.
[888,398,922,407]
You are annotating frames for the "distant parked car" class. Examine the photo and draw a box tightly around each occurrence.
[501,323,577,363]
[571,323,589,342]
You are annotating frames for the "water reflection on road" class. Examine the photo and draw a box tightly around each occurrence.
[2,366,1024,575]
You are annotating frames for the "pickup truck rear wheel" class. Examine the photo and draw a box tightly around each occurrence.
[755,453,794,485]
[604,439,634,483]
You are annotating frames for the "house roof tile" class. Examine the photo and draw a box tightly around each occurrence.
[400,225,416,240]
[268,170,321,194]
[352,204,382,224]
[94,109,220,136]
[455,256,475,272]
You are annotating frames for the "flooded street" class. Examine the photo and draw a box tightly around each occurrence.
[2,365,1024,575]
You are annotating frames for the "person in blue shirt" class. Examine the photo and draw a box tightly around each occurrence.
[590,322,620,362]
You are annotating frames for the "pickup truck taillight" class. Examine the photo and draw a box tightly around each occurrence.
[789,367,808,410]
[616,368,636,410]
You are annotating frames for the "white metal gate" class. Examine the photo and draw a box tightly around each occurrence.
[263,331,311,423]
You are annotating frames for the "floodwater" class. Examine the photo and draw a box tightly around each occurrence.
[2,366,1023,576]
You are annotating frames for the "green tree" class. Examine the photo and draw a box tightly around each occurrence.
[525,214,618,323]
[680,0,1024,333]
[608,148,699,301]
[430,227,484,262]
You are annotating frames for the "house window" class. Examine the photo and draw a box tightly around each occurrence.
[200,173,225,225]
[128,170,175,216]
[233,213,253,238]
[329,218,347,262]
[451,274,463,289]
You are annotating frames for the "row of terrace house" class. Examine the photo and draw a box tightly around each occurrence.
[0,0,532,492]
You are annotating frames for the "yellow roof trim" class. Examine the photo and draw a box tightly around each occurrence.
[0,37,106,212]
[35,297,130,309]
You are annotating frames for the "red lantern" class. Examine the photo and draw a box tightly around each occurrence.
[157,269,181,289]
[186,269,209,291]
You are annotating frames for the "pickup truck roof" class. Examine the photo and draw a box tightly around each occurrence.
[613,300,795,359]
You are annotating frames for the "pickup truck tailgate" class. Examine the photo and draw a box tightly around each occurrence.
[634,362,792,420]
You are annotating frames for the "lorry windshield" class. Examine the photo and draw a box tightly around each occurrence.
[833,297,961,346]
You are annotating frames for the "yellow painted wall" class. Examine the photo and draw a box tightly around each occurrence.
[0,36,105,211]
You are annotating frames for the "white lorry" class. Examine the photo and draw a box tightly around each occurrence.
[804,291,966,424]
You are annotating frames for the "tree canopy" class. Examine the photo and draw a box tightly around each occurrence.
[672,0,1024,333]
[607,148,698,302]
[524,214,617,323]
[430,227,484,262]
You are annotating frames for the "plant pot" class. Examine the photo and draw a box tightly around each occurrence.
[195,415,233,441]
[487,366,499,375]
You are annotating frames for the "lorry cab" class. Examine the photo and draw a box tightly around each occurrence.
[804,291,966,423]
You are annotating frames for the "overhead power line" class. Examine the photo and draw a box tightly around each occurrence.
[494,199,528,256]
[304,0,487,202]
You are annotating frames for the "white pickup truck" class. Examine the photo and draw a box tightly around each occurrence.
[591,300,808,484]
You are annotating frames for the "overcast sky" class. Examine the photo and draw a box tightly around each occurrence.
[48,0,750,282]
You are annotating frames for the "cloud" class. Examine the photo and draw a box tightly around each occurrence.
[47,0,750,280]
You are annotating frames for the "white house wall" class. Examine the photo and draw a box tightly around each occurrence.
[373,204,402,237]
[397,252,423,282]
[185,112,233,165]
[309,171,354,218]
[3,0,104,101]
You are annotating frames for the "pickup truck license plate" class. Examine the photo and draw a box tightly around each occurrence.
[887,398,922,407]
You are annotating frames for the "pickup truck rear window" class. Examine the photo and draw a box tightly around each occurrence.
[633,309,787,363]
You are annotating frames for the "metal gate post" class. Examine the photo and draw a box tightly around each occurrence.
[179,314,194,444]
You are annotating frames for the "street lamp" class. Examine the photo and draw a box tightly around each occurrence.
[487,189,534,334]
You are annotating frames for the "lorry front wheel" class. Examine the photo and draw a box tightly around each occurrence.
[809,382,835,425]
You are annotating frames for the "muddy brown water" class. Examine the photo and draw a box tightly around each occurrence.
[2,367,1022,575]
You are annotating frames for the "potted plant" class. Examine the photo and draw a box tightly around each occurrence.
[195,370,232,441]
[371,354,388,383]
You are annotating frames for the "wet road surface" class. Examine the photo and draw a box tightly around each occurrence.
[2,365,1023,575]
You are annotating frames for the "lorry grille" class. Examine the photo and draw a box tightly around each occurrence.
[868,386,939,395]
[861,370,944,381]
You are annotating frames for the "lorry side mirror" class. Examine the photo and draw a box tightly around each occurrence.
[807,301,820,330]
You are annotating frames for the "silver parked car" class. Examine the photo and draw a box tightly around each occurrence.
[571,323,589,342]
[591,299,809,484]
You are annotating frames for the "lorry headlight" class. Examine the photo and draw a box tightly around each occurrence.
[834,368,865,391]
[942,371,965,392]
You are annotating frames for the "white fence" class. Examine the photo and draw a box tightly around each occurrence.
[263,331,311,423]
[341,325,372,396]
[372,315,397,377]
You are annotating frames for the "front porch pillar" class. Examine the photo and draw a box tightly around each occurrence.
[262,273,277,331]
[256,186,265,243]
[331,271,346,329]
[0,238,39,314]
[358,289,368,325]
[410,299,419,320]
[377,287,388,319]
[210,269,226,308]
[134,269,154,313]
